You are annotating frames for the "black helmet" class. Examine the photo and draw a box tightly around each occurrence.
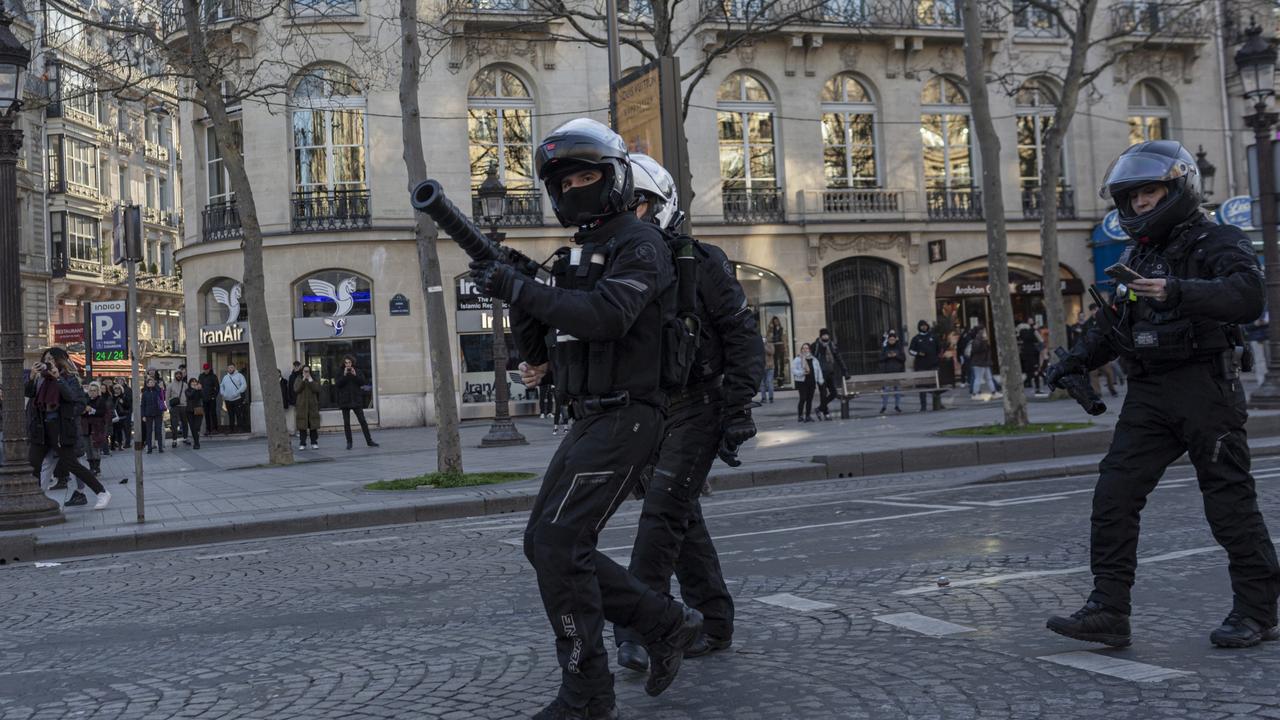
[1099,140,1201,243]
[535,118,634,227]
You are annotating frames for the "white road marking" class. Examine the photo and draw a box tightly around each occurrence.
[1038,651,1191,682]
[59,564,128,575]
[953,482,1191,508]
[501,538,523,547]
[331,536,401,546]
[194,549,269,560]
[895,546,1220,595]
[754,593,836,611]
[874,612,976,637]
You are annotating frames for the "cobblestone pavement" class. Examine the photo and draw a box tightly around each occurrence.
[3,455,1280,719]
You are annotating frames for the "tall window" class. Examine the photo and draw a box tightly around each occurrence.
[67,214,99,262]
[821,73,878,189]
[65,137,99,190]
[1016,79,1062,189]
[146,173,156,207]
[292,0,358,19]
[1128,80,1170,145]
[60,67,97,121]
[46,135,64,191]
[291,65,367,194]
[206,123,241,205]
[118,164,129,202]
[717,71,777,191]
[1014,0,1059,35]
[467,66,535,190]
[920,76,972,189]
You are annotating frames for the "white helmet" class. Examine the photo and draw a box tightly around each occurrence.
[629,153,679,231]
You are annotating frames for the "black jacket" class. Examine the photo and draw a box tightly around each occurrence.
[679,238,764,411]
[879,341,906,373]
[1064,217,1264,375]
[908,332,940,371]
[511,213,675,402]
[198,371,219,400]
[25,374,88,448]
[811,338,847,379]
[336,371,367,409]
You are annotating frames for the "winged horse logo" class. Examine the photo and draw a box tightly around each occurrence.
[309,276,358,336]
[211,283,243,325]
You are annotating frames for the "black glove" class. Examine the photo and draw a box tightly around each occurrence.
[1043,361,1070,391]
[717,409,756,467]
[469,260,522,303]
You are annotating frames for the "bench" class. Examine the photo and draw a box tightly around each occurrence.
[838,371,947,419]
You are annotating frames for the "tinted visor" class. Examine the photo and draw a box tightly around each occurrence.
[1098,150,1191,200]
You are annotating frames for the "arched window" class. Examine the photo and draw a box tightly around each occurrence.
[202,277,246,326]
[1128,80,1171,145]
[294,270,373,318]
[920,76,972,190]
[1015,79,1062,189]
[468,66,535,192]
[821,73,878,189]
[291,65,367,194]
[717,71,777,192]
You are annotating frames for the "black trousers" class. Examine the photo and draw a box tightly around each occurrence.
[341,407,373,445]
[187,410,203,447]
[797,378,815,419]
[523,402,678,709]
[817,375,839,415]
[203,399,220,432]
[29,420,104,494]
[616,395,734,647]
[1089,361,1280,625]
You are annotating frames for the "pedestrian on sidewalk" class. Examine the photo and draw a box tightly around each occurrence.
[81,381,109,477]
[278,368,293,410]
[878,330,905,413]
[109,382,132,451]
[166,370,189,448]
[811,329,847,421]
[220,364,248,433]
[792,343,822,422]
[185,378,205,449]
[908,320,941,411]
[26,348,110,510]
[759,345,775,404]
[141,377,165,454]
[293,365,321,450]
[198,363,220,435]
[768,316,788,386]
[336,355,378,450]
[968,327,1000,400]
[1018,321,1045,396]
[1249,315,1269,386]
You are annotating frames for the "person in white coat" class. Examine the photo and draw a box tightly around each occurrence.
[791,343,824,423]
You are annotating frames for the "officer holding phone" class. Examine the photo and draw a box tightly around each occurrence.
[1044,140,1280,649]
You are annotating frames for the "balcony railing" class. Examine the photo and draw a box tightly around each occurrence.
[66,181,102,203]
[821,187,902,214]
[116,132,136,154]
[202,201,243,242]
[161,0,253,35]
[144,142,170,164]
[448,0,537,12]
[722,185,786,224]
[291,189,373,233]
[701,0,1001,31]
[926,187,983,220]
[471,191,545,227]
[1020,185,1077,220]
[1110,2,1202,37]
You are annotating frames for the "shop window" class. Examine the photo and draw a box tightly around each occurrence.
[203,277,247,325]
[459,333,528,404]
[295,270,373,318]
[299,338,374,410]
[733,262,794,386]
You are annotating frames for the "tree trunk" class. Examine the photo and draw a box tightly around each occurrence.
[399,0,464,474]
[1040,0,1098,359]
[182,0,294,464]
[962,0,1027,426]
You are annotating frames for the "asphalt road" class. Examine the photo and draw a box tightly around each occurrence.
[4,457,1280,719]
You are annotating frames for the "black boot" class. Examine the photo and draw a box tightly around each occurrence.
[1210,612,1280,648]
[617,641,648,672]
[684,632,732,658]
[531,698,619,720]
[64,491,87,507]
[346,439,353,450]
[1046,601,1131,647]
[644,606,703,697]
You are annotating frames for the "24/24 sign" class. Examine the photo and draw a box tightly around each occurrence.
[90,301,128,354]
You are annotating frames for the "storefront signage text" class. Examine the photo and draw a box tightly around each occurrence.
[201,323,245,345]
[937,279,1085,298]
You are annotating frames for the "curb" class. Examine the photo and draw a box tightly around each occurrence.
[15,413,1280,562]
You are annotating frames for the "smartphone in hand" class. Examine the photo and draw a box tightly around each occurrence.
[1104,262,1144,284]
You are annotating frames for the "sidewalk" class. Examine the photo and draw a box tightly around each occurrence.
[5,383,1277,561]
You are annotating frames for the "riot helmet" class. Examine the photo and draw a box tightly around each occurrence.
[535,118,634,227]
[629,153,680,231]
[1099,140,1202,243]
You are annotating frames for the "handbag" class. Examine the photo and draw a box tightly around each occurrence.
[193,406,205,417]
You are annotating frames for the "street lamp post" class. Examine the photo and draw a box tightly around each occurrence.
[1237,19,1280,408]
[1195,145,1217,202]
[0,11,63,530]
[477,163,527,447]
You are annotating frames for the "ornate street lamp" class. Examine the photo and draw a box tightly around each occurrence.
[1195,145,1217,200]
[1236,19,1280,408]
[0,11,63,529]
[478,162,527,447]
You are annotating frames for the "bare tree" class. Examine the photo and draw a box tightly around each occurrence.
[962,0,1028,426]
[399,0,464,474]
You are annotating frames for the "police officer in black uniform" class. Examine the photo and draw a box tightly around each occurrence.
[1045,140,1280,648]
[610,154,764,673]
[469,119,702,720]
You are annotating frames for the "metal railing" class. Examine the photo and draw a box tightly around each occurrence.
[701,0,1001,30]
[291,188,373,233]
[1110,1,1202,37]
[722,185,786,224]
[202,201,243,242]
[1014,2,1062,37]
[926,187,983,220]
[449,0,536,11]
[1020,185,1077,220]
[471,191,545,227]
[161,0,253,34]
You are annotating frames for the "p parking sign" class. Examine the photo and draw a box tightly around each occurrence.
[90,300,128,360]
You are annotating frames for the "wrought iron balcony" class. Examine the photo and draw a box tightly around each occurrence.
[471,191,545,227]
[161,0,254,36]
[1020,185,1077,220]
[1110,1,1202,37]
[448,0,538,12]
[701,0,1001,31]
[202,201,243,242]
[722,185,786,224]
[926,187,983,220]
[291,189,373,233]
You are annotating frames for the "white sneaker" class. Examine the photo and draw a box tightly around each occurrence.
[93,491,111,510]
[299,443,306,450]
[310,443,319,449]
